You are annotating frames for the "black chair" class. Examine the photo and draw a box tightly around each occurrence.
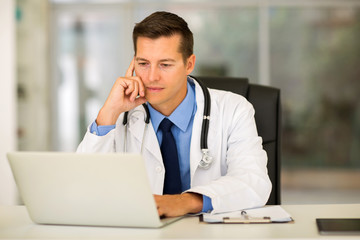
[195,76,281,205]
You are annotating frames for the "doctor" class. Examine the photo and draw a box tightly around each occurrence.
[77,11,271,217]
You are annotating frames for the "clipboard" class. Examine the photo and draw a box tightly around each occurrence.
[200,206,293,224]
[223,210,271,223]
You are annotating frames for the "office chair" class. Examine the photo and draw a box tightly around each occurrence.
[195,76,281,205]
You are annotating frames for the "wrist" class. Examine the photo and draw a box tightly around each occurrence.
[96,106,121,126]
[182,192,203,214]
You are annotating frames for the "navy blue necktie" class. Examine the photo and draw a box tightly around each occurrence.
[159,118,182,194]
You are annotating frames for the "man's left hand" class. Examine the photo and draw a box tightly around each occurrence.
[154,192,203,217]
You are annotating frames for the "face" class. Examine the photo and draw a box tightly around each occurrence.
[134,34,195,116]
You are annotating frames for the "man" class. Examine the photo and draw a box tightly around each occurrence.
[77,11,271,217]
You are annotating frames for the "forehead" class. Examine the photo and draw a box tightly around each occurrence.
[136,35,182,60]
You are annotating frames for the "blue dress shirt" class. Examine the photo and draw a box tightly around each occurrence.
[90,79,213,212]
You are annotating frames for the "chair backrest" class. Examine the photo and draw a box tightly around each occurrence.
[195,76,281,205]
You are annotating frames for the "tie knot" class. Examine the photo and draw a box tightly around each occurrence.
[159,118,173,133]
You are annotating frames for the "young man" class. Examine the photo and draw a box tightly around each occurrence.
[77,11,271,217]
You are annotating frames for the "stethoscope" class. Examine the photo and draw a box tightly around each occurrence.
[122,76,213,169]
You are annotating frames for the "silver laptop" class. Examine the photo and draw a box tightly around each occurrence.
[7,151,183,228]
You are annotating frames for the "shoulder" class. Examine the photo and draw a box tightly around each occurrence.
[209,88,254,114]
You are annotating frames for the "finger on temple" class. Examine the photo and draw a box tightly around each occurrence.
[125,58,135,77]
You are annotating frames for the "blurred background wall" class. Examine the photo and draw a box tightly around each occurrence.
[0,0,18,205]
[1,0,359,205]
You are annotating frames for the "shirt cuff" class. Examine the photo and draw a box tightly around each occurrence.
[202,195,213,213]
[90,121,116,136]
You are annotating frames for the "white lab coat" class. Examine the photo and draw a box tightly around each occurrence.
[77,80,272,213]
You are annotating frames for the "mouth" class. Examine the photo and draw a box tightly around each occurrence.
[146,86,164,93]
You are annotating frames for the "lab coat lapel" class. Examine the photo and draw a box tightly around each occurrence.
[190,113,202,179]
[142,120,162,162]
[127,108,162,162]
[190,81,205,179]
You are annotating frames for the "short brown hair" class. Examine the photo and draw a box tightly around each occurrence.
[133,11,194,63]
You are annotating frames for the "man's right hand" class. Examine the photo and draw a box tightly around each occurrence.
[96,58,147,126]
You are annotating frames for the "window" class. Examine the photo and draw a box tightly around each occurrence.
[47,0,360,203]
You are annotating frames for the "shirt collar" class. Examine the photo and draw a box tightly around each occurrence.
[148,79,196,133]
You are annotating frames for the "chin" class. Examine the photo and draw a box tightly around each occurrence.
[145,95,161,106]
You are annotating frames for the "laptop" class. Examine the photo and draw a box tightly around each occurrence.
[7,151,183,228]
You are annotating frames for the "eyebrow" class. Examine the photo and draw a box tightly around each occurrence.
[135,57,176,63]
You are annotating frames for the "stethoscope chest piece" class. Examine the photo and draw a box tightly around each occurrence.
[199,149,213,169]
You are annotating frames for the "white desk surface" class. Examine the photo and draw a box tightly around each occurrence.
[0,204,359,240]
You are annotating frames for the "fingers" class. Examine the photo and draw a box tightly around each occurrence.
[134,96,147,106]
[125,58,135,77]
[153,194,184,218]
[153,193,203,217]
[154,195,166,217]
[97,58,145,125]
[120,78,144,102]
[124,58,145,98]
[137,79,145,97]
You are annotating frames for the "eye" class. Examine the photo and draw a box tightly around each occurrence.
[138,62,150,68]
[160,63,172,68]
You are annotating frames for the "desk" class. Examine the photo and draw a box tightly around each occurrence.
[0,204,359,239]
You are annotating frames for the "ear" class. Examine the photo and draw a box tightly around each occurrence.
[186,54,196,75]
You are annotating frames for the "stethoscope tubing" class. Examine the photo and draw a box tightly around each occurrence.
[193,76,211,151]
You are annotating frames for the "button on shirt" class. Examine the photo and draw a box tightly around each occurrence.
[90,79,213,212]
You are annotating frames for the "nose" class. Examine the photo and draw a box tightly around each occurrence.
[148,65,160,82]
